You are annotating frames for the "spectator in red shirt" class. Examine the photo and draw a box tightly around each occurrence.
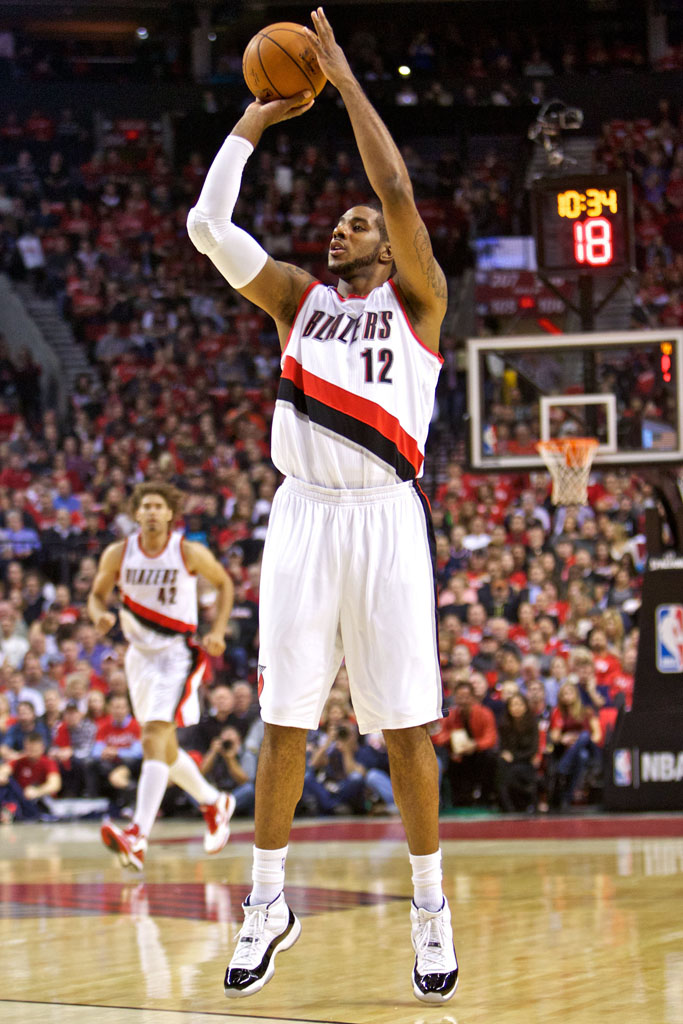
[89,693,142,811]
[547,681,602,810]
[587,626,622,692]
[50,700,97,796]
[433,680,498,808]
[0,731,61,821]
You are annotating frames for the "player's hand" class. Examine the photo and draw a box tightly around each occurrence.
[95,611,117,636]
[306,7,353,90]
[24,786,39,800]
[245,91,315,128]
[203,630,226,657]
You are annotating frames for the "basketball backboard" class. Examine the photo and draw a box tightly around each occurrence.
[466,329,683,471]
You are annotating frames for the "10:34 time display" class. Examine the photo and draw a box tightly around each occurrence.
[556,188,618,219]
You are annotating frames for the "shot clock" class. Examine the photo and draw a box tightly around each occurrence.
[532,172,635,275]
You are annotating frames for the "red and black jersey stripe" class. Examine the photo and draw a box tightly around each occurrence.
[278,356,423,482]
[121,594,195,637]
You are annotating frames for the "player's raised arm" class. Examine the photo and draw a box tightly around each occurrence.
[187,95,317,342]
[306,8,446,351]
[87,540,126,635]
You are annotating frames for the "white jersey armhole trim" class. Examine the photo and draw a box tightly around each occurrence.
[388,279,444,365]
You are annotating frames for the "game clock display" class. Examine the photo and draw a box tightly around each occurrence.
[532,172,635,274]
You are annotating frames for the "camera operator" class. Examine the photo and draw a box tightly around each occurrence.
[303,699,367,815]
[200,724,257,816]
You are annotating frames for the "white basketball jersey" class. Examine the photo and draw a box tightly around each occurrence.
[271,280,443,488]
[118,531,198,651]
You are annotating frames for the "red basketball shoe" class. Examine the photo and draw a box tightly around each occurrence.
[101,820,147,871]
[201,792,236,854]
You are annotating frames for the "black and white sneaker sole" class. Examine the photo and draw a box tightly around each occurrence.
[224,913,302,998]
[413,973,459,1003]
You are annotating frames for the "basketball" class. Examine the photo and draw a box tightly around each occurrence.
[242,22,326,103]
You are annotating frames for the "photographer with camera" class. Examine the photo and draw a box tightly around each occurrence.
[302,697,367,815]
[200,724,258,816]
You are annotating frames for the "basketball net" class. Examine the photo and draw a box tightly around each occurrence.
[536,437,599,506]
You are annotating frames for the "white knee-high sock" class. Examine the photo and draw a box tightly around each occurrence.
[133,759,169,838]
[250,845,288,905]
[410,850,444,912]
[168,748,219,806]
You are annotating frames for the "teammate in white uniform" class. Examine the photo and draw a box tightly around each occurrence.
[87,482,235,870]
[188,8,458,1004]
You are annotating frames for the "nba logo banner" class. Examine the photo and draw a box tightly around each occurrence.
[656,604,683,673]
[613,749,632,787]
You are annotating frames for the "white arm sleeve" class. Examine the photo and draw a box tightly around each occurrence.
[186,133,268,290]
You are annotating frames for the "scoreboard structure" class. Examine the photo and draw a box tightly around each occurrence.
[531,172,636,277]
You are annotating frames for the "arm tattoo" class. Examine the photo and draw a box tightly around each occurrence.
[277,263,312,322]
[413,224,447,301]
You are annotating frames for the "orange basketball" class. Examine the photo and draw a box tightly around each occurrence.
[242,22,326,102]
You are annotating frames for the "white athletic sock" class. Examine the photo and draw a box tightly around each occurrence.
[168,748,219,807]
[250,845,288,906]
[410,850,445,913]
[133,759,169,838]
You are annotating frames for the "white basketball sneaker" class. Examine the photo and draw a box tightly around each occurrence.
[224,892,301,998]
[410,897,459,1003]
[202,792,236,855]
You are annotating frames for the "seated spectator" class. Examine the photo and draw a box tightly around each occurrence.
[544,653,569,706]
[3,667,45,717]
[49,698,96,797]
[303,697,367,815]
[547,681,602,811]
[495,693,539,813]
[433,680,498,808]
[39,507,86,584]
[199,723,256,816]
[0,601,29,668]
[40,686,63,740]
[192,684,238,752]
[76,622,112,675]
[21,570,49,625]
[479,572,520,621]
[88,693,142,809]
[568,647,609,709]
[86,687,108,725]
[471,669,504,720]
[0,509,41,568]
[0,730,61,821]
[228,680,259,739]
[471,629,499,685]
[587,626,622,693]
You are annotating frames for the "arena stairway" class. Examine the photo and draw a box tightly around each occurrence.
[13,279,91,400]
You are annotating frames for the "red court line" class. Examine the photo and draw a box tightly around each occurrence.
[183,814,683,844]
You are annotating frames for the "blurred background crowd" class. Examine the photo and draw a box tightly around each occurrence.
[0,0,681,824]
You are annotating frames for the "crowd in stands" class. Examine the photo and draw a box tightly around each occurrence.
[0,39,677,822]
[2,15,681,102]
[594,101,683,330]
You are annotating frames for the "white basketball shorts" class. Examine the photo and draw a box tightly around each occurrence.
[257,477,444,735]
[125,636,208,727]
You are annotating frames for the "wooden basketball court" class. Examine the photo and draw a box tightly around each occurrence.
[2,813,683,1024]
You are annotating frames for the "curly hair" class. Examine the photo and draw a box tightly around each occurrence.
[130,481,183,517]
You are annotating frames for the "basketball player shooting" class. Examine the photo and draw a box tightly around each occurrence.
[87,482,235,870]
[187,7,458,1005]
